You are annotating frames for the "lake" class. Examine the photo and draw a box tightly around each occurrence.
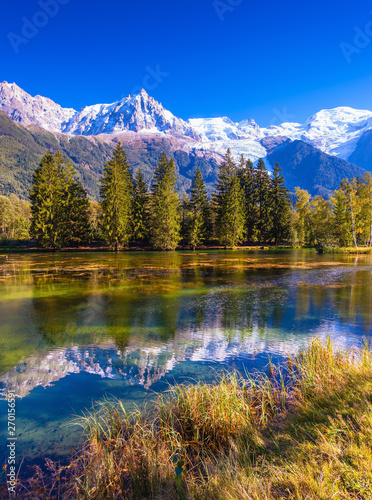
[0,250,371,469]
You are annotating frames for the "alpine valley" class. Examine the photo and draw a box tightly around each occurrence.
[1,81,372,200]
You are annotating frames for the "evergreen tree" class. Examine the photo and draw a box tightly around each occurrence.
[62,177,92,246]
[239,157,259,242]
[215,149,236,202]
[255,158,272,242]
[209,191,219,240]
[223,173,246,247]
[30,152,64,248]
[30,151,90,248]
[89,201,103,240]
[132,169,149,243]
[187,167,211,249]
[149,152,181,250]
[269,163,291,244]
[100,143,133,250]
[215,150,245,247]
[180,194,191,244]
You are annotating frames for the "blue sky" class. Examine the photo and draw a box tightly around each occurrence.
[2,0,372,125]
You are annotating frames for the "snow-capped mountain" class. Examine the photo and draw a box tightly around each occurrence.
[64,89,200,139]
[0,81,76,132]
[0,82,200,140]
[190,108,372,162]
[2,81,372,163]
[264,107,372,160]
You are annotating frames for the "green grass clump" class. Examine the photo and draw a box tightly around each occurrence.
[16,338,372,499]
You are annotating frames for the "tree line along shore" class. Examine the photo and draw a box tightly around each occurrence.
[1,144,372,251]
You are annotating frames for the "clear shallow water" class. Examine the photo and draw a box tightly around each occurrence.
[0,250,371,468]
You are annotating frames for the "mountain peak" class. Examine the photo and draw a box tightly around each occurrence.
[125,88,150,102]
[63,88,201,139]
[138,88,149,97]
[0,81,28,99]
[0,81,20,91]
[304,106,372,127]
[0,80,76,132]
[239,117,258,127]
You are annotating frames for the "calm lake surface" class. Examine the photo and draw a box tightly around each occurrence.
[0,250,371,467]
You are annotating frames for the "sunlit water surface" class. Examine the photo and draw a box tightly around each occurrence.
[0,250,371,468]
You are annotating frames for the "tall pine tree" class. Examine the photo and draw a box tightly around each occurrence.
[255,158,272,242]
[149,152,181,250]
[269,163,291,244]
[215,150,245,247]
[187,167,211,249]
[359,173,372,246]
[30,151,64,249]
[30,151,91,249]
[239,156,259,242]
[100,143,133,250]
[61,175,92,247]
[132,169,149,243]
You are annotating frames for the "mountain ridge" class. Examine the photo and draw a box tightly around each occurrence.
[1,81,372,200]
[266,139,367,198]
[3,81,372,163]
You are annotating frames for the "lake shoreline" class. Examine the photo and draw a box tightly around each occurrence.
[0,244,293,254]
[0,242,295,253]
[2,241,372,255]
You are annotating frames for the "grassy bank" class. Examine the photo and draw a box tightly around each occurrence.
[15,338,372,499]
[321,245,372,254]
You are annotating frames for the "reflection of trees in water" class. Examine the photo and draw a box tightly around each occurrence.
[333,279,372,334]
[30,263,372,354]
[32,294,89,346]
[292,271,372,335]
[207,287,288,337]
[31,272,183,349]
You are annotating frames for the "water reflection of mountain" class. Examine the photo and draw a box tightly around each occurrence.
[0,322,360,400]
[0,344,174,398]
